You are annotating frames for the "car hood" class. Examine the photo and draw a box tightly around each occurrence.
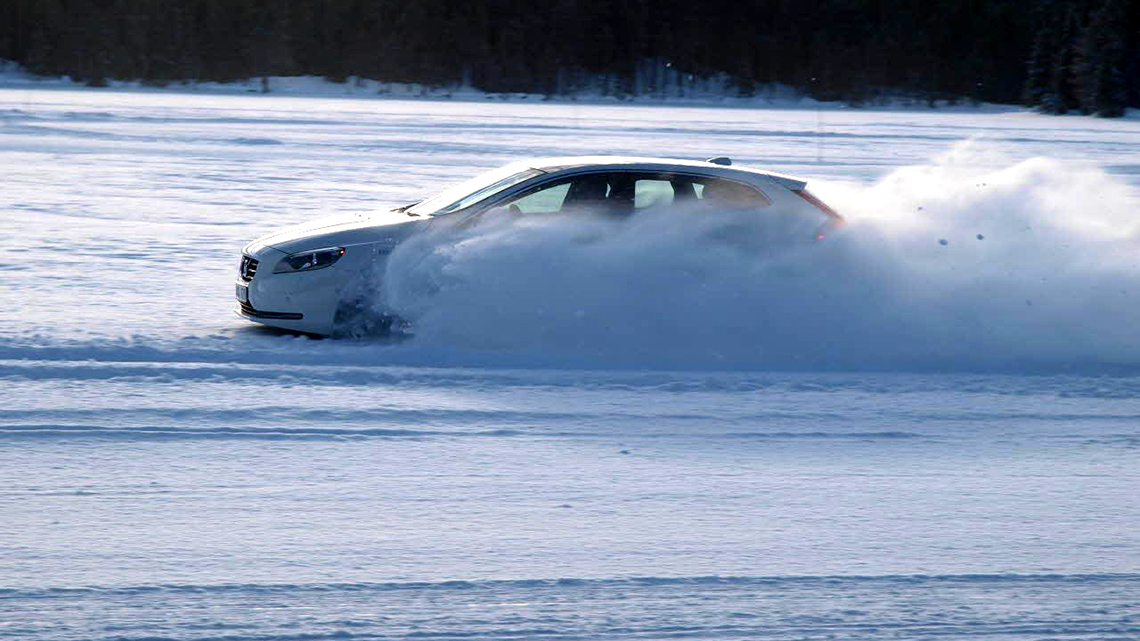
[244,210,424,254]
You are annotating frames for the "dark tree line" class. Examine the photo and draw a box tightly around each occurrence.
[0,0,1137,115]
[1024,0,1139,116]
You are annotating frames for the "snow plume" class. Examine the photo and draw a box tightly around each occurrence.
[380,143,1140,370]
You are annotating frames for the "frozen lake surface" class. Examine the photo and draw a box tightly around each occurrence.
[1,88,1139,639]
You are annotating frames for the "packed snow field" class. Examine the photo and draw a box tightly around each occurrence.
[2,87,1139,639]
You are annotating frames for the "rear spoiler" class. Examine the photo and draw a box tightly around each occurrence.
[758,170,842,221]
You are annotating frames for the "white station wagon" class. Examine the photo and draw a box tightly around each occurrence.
[236,156,842,336]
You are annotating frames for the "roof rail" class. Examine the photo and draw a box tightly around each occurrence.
[705,156,732,166]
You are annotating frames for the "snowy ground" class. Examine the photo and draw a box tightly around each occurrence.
[1,87,1139,640]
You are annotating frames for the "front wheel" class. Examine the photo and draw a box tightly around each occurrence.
[331,297,412,340]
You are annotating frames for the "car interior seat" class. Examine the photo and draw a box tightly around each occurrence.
[671,179,698,203]
[605,176,636,215]
[563,175,610,210]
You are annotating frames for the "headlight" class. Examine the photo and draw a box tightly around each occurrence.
[273,247,346,274]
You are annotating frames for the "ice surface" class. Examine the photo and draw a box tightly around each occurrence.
[1,87,1139,639]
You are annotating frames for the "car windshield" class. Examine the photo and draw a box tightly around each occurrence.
[408,166,543,216]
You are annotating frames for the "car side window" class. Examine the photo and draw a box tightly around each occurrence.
[492,172,770,216]
[634,179,674,209]
[503,173,616,214]
[692,178,771,208]
[526,173,680,213]
[507,181,572,214]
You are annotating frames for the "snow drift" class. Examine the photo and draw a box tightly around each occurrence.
[377,143,1140,370]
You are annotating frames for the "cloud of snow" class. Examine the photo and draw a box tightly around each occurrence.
[378,142,1140,370]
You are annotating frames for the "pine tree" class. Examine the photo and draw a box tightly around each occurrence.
[1025,1,1059,105]
[1075,0,1130,116]
[1039,2,1084,113]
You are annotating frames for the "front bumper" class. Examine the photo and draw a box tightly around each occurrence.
[236,298,303,321]
[236,231,408,336]
[234,245,341,335]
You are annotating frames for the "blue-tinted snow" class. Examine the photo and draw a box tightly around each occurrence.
[0,88,1138,640]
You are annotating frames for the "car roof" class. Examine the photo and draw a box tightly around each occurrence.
[521,155,808,190]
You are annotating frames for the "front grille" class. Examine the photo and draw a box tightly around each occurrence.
[239,255,259,281]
